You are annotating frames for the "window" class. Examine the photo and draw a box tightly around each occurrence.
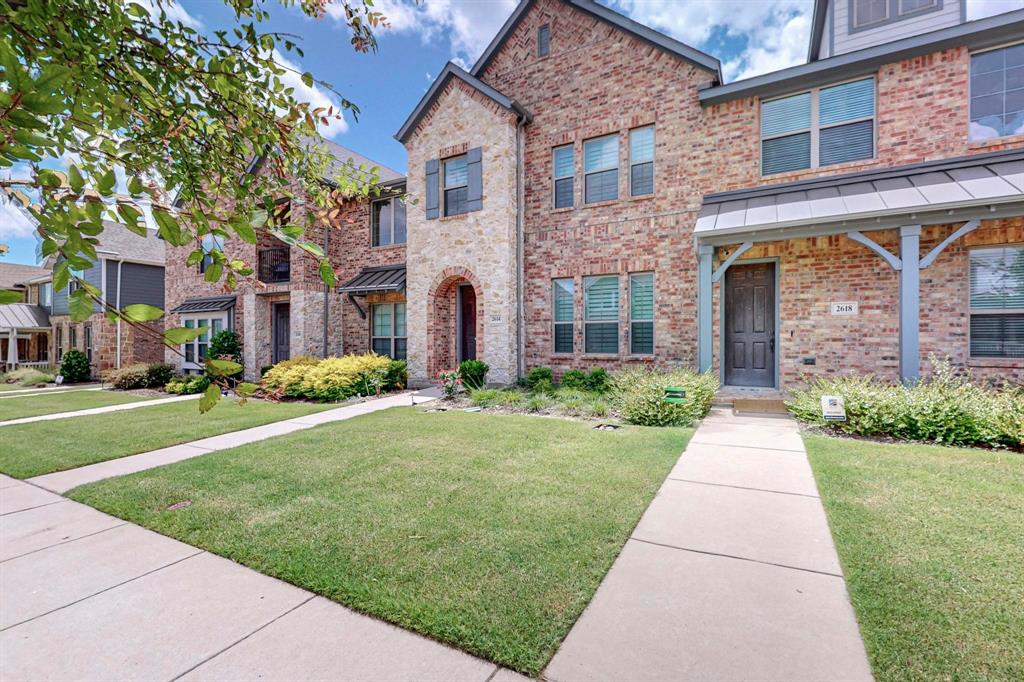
[371,303,407,360]
[761,78,875,175]
[200,234,224,274]
[553,279,574,353]
[969,246,1024,358]
[852,0,889,28]
[83,323,92,364]
[69,324,77,350]
[629,273,654,355]
[537,23,550,57]
[56,325,63,361]
[39,282,51,308]
[181,315,226,367]
[552,145,574,209]
[584,135,619,203]
[970,44,1024,141]
[443,154,469,217]
[372,197,407,246]
[629,126,655,197]
[899,0,936,13]
[68,267,84,294]
[584,275,619,354]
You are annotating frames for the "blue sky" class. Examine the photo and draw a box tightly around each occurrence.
[2,0,1022,265]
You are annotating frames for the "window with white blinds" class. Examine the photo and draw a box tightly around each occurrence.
[629,126,654,197]
[629,272,654,355]
[584,275,619,354]
[761,78,875,175]
[553,278,574,354]
[970,246,1024,358]
[584,135,619,203]
[552,145,574,209]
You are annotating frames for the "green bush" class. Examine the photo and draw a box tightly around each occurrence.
[146,363,175,388]
[105,362,176,390]
[532,377,555,395]
[589,401,609,418]
[469,388,502,407]
[787,360,1023,449]
[208,330,242,366]
[498,389,525,406]
[59,349,91,383]
[560,369,588,390]
[260,353,397,402]
[525,366,553,390]
[611,367,719,427]
[526,395,553,412]
[459,359,489,390]
[3,367,55,386]
[585,368,610,393]
[385,360,408,391]
[165,374,210,395]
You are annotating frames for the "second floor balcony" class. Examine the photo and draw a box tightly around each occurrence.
[258,247,290,284]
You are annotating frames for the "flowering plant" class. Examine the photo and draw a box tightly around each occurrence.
[438,370,462,398]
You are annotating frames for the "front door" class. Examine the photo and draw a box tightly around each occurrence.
[724,262,775,387]
[458,285,477,362]
[272,302,290,364]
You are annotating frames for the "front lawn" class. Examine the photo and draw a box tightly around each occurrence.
[805,435,1024,681]
[68,409,690,675]
[0,389,152,422]
[0,398,335,478]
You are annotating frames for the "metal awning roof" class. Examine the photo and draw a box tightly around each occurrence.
[338,265,406,294]
[0,304,50,331]
[170,295,237,314]
[696,149,1024,243]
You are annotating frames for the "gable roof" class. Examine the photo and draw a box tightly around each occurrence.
[395,62,531,144]
[807,0,829,63]
[94,220,165,264]
[470,0,722,81]
[316,137,405,184]
[0,262,48,290]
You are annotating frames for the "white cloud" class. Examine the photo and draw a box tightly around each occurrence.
[0,200,37,241]
[140,0,202,29]
[273,50,350,138]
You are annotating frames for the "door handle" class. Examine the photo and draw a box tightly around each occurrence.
[770,337,775,353]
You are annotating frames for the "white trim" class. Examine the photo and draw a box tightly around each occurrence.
[177,311,229,371]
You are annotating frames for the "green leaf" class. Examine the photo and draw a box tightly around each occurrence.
[250,209,268,228]
[127,176,144,195]
[153,209,185,245]
[203,261,223,283]
[117,203,147,235]
[67,165,84,193]
[164,326,205,345]
[68,288,93,322]
[232,217,256,244]
[0,290,23,304]
[36,169,63,188]
[301,72,314,87]
[297,241,324,258]
[206,358,243,377]
[52,261,70,291]
[122,303,164,322]
[97,169,116,195]
[319,260,336,287]
[33,64,73,94]
[236,382,258,398]
[199,383,221,414]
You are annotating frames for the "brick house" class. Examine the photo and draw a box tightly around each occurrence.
[164,140,407,378]
[393,0,1024,390]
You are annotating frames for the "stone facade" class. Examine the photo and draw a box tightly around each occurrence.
[402,79,521,385]
[51,313,164,377]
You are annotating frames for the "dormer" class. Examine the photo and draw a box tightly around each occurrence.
[809,0,966,60]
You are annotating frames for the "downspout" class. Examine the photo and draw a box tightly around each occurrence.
[515,113,526,381]
[322,218,330,358]
[115,259,123,368]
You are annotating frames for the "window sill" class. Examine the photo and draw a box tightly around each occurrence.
[549,206,575,215]
[581,353,621,359]
[760,157,877,182]
[370,243,406,251]
[626,193,655,203]
[440,213,469,222]
[581,199,619,210]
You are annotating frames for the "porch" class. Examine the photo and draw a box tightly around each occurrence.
[696,149,1024,389]
[0,303,51,372]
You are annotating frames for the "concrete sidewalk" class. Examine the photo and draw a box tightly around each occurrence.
[544,409,872,682]
[0,475,522,681]
[0,386,102,400]
[0,393,199,427]
[29,390,438,494]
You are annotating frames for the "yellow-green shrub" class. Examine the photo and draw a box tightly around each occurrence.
[261,356,319,398]
[611,367,719,427]
[260,353,396,402]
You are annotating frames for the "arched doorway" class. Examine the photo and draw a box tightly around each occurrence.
[427,267,483,377]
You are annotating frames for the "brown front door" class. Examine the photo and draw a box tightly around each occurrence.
[272,302,290,364]
[459,285,477,362]
[725,262,775,387]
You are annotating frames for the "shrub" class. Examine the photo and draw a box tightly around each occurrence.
[611,367,719,427]
[459,359,489,390]
[262,353,394,402]
[526,395,553,412]
[165,374,210,395]
[498,389,525,406]
[438,369,461,398]
[470,388,502,407]
[590,400,609,418]
[585,368,610,393]
[531,378,555,396]
[787,359,1023,449]
[207,330,242,367]
[59,349,91,383]
[261,356,319,398]
[560,369,588,390]
[553,387,588,403]
[105,363,150,390]
[3,367,54,386]
[384,360,407,391]
[146,363,175,388]
[525,366,553,390]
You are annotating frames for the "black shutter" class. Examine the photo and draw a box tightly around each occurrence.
[425,159,439,220]
[466,147,483,212]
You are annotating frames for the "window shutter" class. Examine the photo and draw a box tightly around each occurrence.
[425,159,439,220]
[465,147,483,212]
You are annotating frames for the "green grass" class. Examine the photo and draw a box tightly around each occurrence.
[805,435,1024,682]
[69,409,690,675]
[0,398,336,478]
[0,389,152,422]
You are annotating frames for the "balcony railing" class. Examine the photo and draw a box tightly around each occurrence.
[258,247,290,283]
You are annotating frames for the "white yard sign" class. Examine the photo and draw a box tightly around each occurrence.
[821,395,847,422]
[830,301,858,316]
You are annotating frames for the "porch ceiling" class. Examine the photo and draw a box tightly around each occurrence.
[696,149,1024,245]
[0,304,50,332]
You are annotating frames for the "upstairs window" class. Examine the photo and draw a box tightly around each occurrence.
[761,78,875,175]
[969,246,1024,359]
[970,44,1024,141]
[537,24,550,57]
[629,126,655,196]
[898,0,937,13]
[852,0,889,28]
[200,234,223,274]
[68,267,85,294]
[552,145,574,209]
[443,154,468,217]
[372,197,407,246]
[39,282,51,308]
[584,135,618,204]
[372,303,407,360]
[584,275,619,354]
[552,278,574,353]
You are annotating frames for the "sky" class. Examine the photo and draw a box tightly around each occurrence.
[2,0,1023,265]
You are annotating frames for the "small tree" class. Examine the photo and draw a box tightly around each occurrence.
[59,349,91,383]
[208,330,242,366]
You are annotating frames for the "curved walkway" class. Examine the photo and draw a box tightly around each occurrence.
[545,409,872,681]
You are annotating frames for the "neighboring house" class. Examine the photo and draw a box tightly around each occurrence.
[47,221,166,375]
[165,139,406,378]
[391,0,1024,389]
[0,262,51,369]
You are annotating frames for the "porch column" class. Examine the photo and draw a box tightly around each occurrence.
[697,244,714,373]
[899,225,921,384]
